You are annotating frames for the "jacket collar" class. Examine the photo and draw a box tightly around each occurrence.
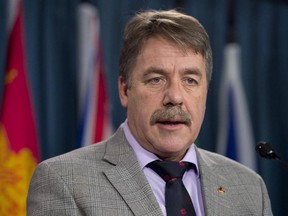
[195,147,233,216]
[103,125,163,216]
[103,125,233,216]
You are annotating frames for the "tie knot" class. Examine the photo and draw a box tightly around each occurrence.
[147,160,191,182]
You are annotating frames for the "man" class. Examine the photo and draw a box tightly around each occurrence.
[27,10,273,215]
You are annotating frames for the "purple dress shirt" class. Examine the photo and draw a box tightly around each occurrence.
[123,120,205,216]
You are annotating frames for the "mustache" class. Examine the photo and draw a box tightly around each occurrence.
[150,106,192,126]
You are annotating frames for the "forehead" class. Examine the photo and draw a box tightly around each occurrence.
[140,36,190,56]
[136,37,206,72]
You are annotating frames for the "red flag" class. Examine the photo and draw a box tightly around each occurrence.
[93,47,110,143]
[0,1,39,215]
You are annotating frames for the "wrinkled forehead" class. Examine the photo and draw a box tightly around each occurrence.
[139,35,203,56]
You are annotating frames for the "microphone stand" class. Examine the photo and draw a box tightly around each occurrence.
[274,157,288,171]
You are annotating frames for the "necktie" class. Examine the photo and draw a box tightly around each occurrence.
[147,160,196,216]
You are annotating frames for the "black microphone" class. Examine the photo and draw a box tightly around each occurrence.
[256,141,288,171]
[255,141,280,160]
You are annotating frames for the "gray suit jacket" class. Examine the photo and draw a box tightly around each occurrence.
[27,125,273,216]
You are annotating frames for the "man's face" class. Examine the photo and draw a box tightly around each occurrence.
[119,37,208,161]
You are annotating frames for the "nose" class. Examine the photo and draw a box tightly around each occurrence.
[163,80,183,106]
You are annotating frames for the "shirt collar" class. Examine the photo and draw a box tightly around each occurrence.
[123,119,200,176]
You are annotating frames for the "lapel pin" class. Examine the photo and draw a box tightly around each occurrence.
[217,186,225,194]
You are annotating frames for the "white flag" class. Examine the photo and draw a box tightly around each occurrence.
[77,3,112,147]
[217,44,256,170]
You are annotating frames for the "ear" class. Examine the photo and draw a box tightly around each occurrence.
[118,77,128,108]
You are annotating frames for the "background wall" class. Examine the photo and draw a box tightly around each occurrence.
[0,0,287,215]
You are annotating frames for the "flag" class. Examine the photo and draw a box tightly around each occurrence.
[217,44,256,170]
[0,1,40,215]
[77,3,112,147]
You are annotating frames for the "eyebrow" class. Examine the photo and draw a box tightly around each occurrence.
[143,67,166,77]
[143,66,203,78]
[181,68,203,78]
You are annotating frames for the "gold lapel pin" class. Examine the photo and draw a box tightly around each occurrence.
[217,186,225,194]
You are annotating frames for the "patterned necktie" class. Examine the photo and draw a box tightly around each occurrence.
[147,160,196,216]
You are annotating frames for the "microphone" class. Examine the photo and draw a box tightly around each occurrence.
[256,141,288,171]
[255,141,280,160]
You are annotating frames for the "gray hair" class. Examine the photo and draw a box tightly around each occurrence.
[119,9,213,88]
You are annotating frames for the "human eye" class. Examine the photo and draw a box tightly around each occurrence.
[149,77,162,84]
[183,77,198,86]
[145,75,165,86]
[142,68,166,88]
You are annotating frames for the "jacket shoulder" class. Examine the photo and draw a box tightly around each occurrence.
[197,148,260,178]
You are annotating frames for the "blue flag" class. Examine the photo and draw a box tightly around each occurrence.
[217,44,256,171]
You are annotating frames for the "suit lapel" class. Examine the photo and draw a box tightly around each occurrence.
[102,127,235,215]
[196,147,233,216]
[103,126,163,216]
